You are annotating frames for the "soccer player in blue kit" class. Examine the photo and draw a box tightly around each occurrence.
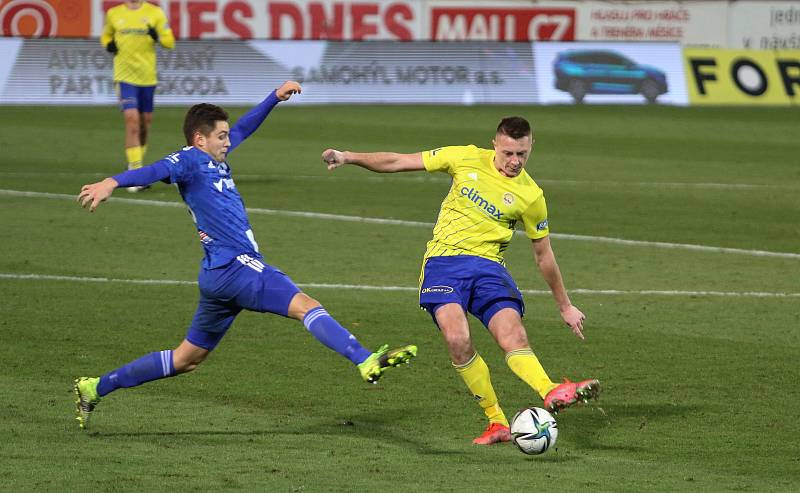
[74,81,417,430]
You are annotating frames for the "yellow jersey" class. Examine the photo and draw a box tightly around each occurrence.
[101,2,175,86]
[421,145,549,264]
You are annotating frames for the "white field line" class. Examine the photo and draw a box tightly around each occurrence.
[241,175,800,191]
[2,171,797,190]
[1,273,799,298]
[3,188,799,260]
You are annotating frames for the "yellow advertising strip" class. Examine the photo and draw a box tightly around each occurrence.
[685,49,800,105]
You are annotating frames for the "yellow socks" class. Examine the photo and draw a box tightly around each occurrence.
[141,144,148,161]
[506,347,558,398]
[454,353,508,426]
[125,146,143,170]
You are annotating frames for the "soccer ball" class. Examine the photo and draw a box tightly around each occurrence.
[510,407,558,455]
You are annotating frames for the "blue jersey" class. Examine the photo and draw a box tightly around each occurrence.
[113,91,282,269]
[162,146,258,269]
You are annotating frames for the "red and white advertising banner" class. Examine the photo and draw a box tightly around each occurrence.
[575,0,728,47]
[2,0,577,40]
[90,0,423,40]
[426,0,576,41]
[3,0,785,46]
[729,1,800,49]
[0,0,92,37]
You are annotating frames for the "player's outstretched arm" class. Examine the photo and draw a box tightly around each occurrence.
[228,81,302,152]
[79,162,171,212]
[78,178,118,213]
[531,236,586,340]
[322,149,425,173]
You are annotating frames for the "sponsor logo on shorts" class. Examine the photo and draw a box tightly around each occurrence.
[421,285,454,294]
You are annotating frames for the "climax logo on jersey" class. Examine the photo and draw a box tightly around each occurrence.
[421,285,454,294]
[460,187,503,219]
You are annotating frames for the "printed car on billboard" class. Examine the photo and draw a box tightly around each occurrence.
[534,42,688,105]
[553,49,668,103]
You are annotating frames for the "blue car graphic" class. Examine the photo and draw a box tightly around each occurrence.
[554,50,668,103]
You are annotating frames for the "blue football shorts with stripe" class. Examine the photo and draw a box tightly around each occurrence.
[186,254,301,350]
[419,255,525,328]
[117,82,156,112]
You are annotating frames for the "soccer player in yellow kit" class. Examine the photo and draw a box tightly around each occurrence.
[322,117,600,445]
[101,0,174,192]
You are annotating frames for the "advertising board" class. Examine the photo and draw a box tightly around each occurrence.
[728,1,800,49]
[0,0,751,45]
[575,1,728,47]
[534,41,688,105]
[685,48,800,105]
[0,38,538,105]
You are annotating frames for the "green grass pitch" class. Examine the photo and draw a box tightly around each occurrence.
[0,103,798,491]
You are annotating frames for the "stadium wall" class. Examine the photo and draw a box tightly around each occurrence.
[1,0,799,48]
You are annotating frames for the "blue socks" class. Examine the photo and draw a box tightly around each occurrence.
[94,308,368,397]
[96,350,176,396]
[303,307,371,365]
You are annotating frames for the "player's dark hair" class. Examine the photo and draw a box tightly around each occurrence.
[183,103,229,145]
[496,116,532,140]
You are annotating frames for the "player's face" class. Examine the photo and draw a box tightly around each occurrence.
[492,133,533,178]
[124,0,144,9]
[195,121,231,162]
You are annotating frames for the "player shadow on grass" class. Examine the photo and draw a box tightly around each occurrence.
[90,408,442,447]
[555,402,699,453]
[86,409,503,457]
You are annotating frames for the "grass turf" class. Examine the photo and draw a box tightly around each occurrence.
[0,103,798,491]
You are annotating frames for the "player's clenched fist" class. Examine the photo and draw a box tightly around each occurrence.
[322,149,345,170]
[276,81,302,101]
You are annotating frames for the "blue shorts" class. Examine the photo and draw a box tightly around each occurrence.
[419,255,525,328]
[185,255,301,351]
[117,82,156,112]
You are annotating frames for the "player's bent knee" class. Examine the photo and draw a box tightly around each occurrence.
[173,339,210,373]
[287,292,322,320]
[173,354,207,374]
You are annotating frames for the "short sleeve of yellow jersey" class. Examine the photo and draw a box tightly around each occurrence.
[522,195,550,240]
[421,146,474,175]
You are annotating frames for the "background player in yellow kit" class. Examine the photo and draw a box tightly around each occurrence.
[102,0,175,191]
[322,117,600,445]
